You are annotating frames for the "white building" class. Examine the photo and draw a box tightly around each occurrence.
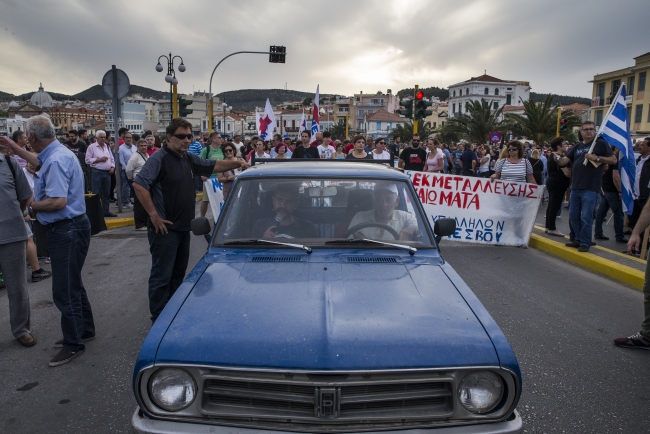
[447,74,530,118]
[105,101,156,135]
[365,109,409,138]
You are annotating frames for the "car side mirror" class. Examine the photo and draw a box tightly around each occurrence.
[191,217,211,242]
[434,218,456,245]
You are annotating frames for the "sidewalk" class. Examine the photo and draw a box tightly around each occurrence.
[531,200,647,289]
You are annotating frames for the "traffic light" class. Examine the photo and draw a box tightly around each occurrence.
[179,98,193,117]
[397,98,413,119]
[269,46,286,63]
[560,118,567,131]
[414,91,433,120]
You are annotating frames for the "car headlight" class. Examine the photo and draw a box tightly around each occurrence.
[149,368,197,412]
[458,371,504,414]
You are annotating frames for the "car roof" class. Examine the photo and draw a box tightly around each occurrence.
[239,161,409,180]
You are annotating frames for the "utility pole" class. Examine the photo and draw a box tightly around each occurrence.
[345,115,349,140]
[556,107,562,137]
[172,84,179,118]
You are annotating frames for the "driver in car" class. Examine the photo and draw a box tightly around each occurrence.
[252,183,318,239]
[348,183,419,241]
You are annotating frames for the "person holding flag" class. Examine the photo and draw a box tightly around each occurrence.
[311,85,320,141]
[257,99,275,141]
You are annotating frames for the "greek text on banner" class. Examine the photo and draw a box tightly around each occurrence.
[405,171,543,246]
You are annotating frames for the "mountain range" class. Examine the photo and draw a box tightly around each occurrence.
[0,84,592,110]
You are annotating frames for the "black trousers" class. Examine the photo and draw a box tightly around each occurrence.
[629,198,648,229]
[133,194,148,229]
[546,184,568,230]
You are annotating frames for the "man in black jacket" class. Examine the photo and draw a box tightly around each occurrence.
[629,137,650,229]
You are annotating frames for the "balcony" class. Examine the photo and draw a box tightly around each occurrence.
[625,95,633,104]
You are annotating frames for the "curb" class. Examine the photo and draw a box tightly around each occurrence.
[105,218,134,229]
[529,233,645,290]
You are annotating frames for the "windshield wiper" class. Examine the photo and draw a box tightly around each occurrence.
[224,239,312,254]
[325,238,417,255]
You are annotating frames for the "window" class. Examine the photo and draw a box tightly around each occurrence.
[387,122,392,130]
[453,90,456,97]
[597,82,605,100]
[465,88,469,95]
[506,94,512,105]
[433,122,437,128]
[465,102,469,113]
[626,106,632,122]
[495,88,499,96]
[493,102,499,109]
[628,76,636,95]
[648,104,650,123]
[358,110,364,117]
[338,118,345,125]
[612,79,621,96]
[635,104,643,123]
[484,88,489,95]
[452,103,456,114]
[376,122,381,130]
[639,72,646,92]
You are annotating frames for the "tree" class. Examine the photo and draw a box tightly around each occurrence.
[504,94,582,145]
[286,105,295,110]
[326,122,347,140]
[388,120,436,143]
[434,122,461,144]
[302,97,312,107]
[446,99,505,144]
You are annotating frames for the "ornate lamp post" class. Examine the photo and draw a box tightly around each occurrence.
[155,53,186,119]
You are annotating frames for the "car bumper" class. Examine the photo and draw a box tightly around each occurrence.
[131,408,523,434]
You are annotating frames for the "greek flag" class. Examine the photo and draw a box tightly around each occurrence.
[598,83,635,214]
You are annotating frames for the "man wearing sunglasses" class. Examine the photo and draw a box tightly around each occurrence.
[133,118,250,322]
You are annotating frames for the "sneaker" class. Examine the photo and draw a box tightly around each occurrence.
[556,215,562,219]
[18,333,36,347]
[49,348,84,367]
[135,227,147,231]
[31,269,52,282]
[122,203,133,208]
[578,245,590,252]
[38,256,51,264]
[565,241,580,248]
[616,238,629,243]
[54,334,95,348]
[614,332,650,350]
[104,212,117,217]
[595,235,609,240]
[548,229,565,237]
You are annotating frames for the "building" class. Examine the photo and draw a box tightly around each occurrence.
[0,118,7,136]
[49,106,105,134]
[448,74,531,118]
[424,104,449,130]
[351,90,400,133]
[7,103,45,119]
[333,98,351,127]
[105,101,156,136]
[589,51,650,138]
[30,83,54,108]
[364,109,409,138]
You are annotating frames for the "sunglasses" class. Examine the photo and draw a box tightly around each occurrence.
[508,148,518,151]
[172,133,193,140]
[224,149,234,153]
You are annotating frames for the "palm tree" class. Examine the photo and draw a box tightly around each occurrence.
[388,120,435,142]
[434,121,461,144]
[504,94,582,145]
[446,99,505,144]
[326,122,347,140]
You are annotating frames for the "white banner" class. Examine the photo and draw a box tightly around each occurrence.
[203,179,224,222]
[405,171,543,246]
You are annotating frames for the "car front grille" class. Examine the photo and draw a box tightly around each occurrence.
[201,370,454,424]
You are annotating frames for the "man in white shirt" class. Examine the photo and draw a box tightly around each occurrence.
[317,131,335,159]
[85,130,116,217]
[348,183,418,241]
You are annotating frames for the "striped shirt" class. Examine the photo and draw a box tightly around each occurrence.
[494,158,532,183]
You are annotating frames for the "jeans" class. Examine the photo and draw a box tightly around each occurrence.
[642,259,650,339]
[120,170,133,205]
[147,229,191,322]
[46,215,95,351]
[0,240,30,338]
[594,191,625,240]
[91,169,111,214]
[569,189,599,247]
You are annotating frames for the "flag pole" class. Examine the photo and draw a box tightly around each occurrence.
[583,84,625,166]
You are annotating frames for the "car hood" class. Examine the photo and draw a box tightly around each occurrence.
[155,253,499,370]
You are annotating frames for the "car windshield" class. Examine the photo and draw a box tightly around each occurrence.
[213,178,435,248]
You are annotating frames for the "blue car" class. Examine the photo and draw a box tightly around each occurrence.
[131,161,522,433]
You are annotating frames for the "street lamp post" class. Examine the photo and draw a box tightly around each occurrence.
[156,53,186,121]
[208,47,286,134]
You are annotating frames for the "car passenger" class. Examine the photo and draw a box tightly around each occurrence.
[348,183,419,241]
[252,183,318,239]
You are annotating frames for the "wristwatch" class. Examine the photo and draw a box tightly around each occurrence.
[597,156,601,162]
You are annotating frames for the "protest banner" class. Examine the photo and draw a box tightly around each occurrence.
[406,171,543,246]
[203,179,224,222]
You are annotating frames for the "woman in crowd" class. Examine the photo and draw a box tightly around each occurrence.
[332,142,346,159]
[274,143,289,159]
[490,140,535,184]
[346,135,373,160]
[371,138,391,160]
[217,143,243,199]
[544,137,571,236]
[528,149,544,185]
[478,144,492,178]
[424,139,444,172]
[489,148,499,175]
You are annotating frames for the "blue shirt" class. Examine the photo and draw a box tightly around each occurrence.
[188,141,203,156]
[35,140,86,224]
[119,143,135,168]
[442,149,451,170]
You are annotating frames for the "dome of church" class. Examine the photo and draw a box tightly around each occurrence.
[8,100,19,108]
[30,83,53,108]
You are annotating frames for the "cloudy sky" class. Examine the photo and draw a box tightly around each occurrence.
[1,0,648,99]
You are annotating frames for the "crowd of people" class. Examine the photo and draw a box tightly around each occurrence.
[2,113,650,367]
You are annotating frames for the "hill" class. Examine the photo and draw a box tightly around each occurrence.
[530,92,591,106]
[72,84,168,101]
[216,88,330,111]
[397,86,449,101]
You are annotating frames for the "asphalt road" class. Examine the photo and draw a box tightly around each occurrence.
[0,228,648,433]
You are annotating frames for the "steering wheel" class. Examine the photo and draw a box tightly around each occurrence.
[345,222,400,240]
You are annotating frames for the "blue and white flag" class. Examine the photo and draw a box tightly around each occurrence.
[597,83,635,214]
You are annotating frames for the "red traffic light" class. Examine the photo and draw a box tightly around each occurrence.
[415,91,424,100]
